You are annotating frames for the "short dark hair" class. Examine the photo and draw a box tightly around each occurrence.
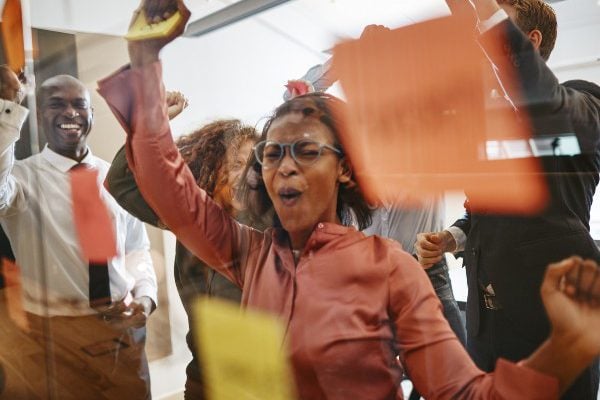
[240,93,372,231]
[498,0,557,60]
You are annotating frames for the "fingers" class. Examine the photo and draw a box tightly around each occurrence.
[144,0,176,23]
[166,90,189,120]
[542,256,581,296]
[139,0,189,25]
[541,255,600,306]
[166,91,188,107]
[565,258,600,304]
[360,24,391,40]
[415,232,445,267]
[102,302,148,329]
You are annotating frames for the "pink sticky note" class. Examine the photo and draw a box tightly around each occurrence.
[70,168,118,262]
[331,14,548,214]
[1,258,29,331]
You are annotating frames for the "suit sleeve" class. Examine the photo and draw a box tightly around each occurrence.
[105,144,161,228]
[479,19,600,153]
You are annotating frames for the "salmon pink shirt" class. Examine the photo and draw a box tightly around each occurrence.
[98,62,558,400]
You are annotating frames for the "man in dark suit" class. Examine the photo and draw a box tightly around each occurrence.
[415,1,600,398]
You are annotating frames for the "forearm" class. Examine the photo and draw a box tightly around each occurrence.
[125,248,158,306]
[479,18,560,111]
[0,100,28,207]
[106,145,161,227]
[523,335,596,395]
[98,63,252,287]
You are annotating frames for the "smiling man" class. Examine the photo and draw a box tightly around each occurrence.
[0,74,157,399]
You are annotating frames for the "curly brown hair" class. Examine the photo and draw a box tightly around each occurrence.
[176,119,257,196]
[239,93,372,231]
[497,0,557,61]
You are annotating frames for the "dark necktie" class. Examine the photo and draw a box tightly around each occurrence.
[69,163,112,309]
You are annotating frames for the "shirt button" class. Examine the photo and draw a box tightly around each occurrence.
[317,223,324,229]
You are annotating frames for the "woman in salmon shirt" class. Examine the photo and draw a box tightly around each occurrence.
[98,0,600,398]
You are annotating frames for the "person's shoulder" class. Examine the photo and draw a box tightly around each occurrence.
[16,152,43,168]
[562,79,600,102]
[366,234,414,260]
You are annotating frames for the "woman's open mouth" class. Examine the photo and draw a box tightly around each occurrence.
[278,187,302,206]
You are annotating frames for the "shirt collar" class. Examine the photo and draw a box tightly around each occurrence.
[41,145,95,173]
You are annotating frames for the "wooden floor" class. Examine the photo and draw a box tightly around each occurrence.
[0,282,173,399]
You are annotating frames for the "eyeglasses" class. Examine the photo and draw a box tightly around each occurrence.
[254,139,343,169]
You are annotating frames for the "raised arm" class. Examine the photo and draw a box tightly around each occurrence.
[105,91,188,227]
[470,0,600,152]
[391,251,600,398]
[98,0,262,288]
[106,145,161,227]
[0,81,29,214]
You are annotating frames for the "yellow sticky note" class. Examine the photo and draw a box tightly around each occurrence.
[125,11,182,41]
[194,298,296,400]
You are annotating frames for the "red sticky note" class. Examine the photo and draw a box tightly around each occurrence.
[1,258,29,331]
[1,0,25,74]
[70,168,117,262]
[331,14,547,214]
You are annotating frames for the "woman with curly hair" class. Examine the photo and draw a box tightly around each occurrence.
[106,112,261,399]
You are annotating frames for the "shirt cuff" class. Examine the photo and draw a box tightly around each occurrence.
[494,358,559,399]
[0,99,28,132]
[446,227,467,252]
[133,285,158,307]
[478,8,509,34]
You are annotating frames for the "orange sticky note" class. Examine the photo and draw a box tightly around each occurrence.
[1,258,29,331]
[70,168,117,262]
[1,0,25,73]
[331,14,547,214]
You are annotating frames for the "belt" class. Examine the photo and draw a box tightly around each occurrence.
[481,284,502,310]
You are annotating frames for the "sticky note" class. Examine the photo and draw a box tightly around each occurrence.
[1,258,29,331]
[331,14,547,214]
[1,0,25,73]
[194,298,296,400]
[70,168,118,262]
[125,11,182,41]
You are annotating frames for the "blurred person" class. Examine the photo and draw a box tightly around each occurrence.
[97,2,600,398]
[106,92,262,398]
[0,73,157,399]
[283,47,467,347]
[0,64,27,399]
[415,0,600,398]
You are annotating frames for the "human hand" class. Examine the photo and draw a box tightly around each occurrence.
[542,257,600,357]
[445,0,478,26]
[127,0,191,68]
[414,230,456,268]
[359,24,390,40]
[101,296,155,330]
[0,66,25,104]
[469,0,502,21]
[166,90,188,120]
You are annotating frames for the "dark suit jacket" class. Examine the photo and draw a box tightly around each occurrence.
[453,19,600,352]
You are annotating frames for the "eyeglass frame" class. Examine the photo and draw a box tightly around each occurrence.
[253,139,343,169]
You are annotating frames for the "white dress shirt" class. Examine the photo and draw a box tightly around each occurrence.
[0,122,157,316]
[362,194,444,253]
